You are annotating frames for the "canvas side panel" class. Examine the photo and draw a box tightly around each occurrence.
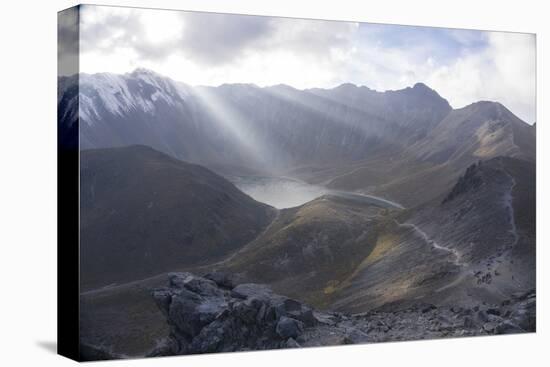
[57,5,80,361]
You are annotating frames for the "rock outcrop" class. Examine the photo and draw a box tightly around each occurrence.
[148,273,535,357]
[357,289,535,342]
[149,272,334,355]
[442,162,483,204]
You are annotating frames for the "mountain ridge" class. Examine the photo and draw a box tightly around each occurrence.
[58,69,533,177]
[60,68,534,128]
[60,68,534,123]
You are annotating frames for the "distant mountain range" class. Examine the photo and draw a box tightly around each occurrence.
[59,69,534,207]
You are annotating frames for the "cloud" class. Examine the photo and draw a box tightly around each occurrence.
[425,32,536,123]
[80,6,182,61]
[79,7,276,65]
[75,5,536,124]
[179,12,275,65]
[325,25,535,123]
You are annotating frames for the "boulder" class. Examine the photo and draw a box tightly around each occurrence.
[231,283,273,300]
[151,273,330,356]
[168,290,225,337]
[462,316,474,328]
[233,299,260,324]
[476,310,489,323]
[289,307,317,327]
[421,304,436,313]
[169,273,223,297]
[204,271,236,289]
[285,338,301,348]
[482,321,499,333]
[276,317,304,339]
[495,321,524,335]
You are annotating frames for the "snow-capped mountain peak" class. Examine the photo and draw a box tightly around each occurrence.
[75,69,189,125]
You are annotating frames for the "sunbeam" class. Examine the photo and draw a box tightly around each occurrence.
[190,85,284,173]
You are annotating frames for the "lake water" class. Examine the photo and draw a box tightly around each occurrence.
[229,175,403,210]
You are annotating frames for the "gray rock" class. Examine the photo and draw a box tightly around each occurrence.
[276,316,304,339]
[152,289,172,317]
[487,314,503,323]
[451,306,463,313]
[151,272,535,358]
[289,307,317,327]
[495,321,524,335]
[204,272,235,289]
[314,312,337,326]
[168,272,223,297]
[283,298,302,311]
[152,273,341,356]
[437,314,452,324]
[233,299,259,324]
[511,309,536,331]
[483,321,499,333]
[421,304,436,313]
[231,283,273,300]
[476,310,489,323]
[285,337,301,348]
[256,302,268,323]
[462,316,474,328]
[342,329,369,344]
[146,338,176,357]
[511,291,527,300]
[168,291,224,337]
[459,308,473,316]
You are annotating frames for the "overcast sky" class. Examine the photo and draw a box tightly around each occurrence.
[74,5,536,123]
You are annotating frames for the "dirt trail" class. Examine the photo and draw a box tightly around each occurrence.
[394,220,463,266]
[502,168,519,247]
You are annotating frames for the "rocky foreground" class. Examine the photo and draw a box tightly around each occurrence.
[141,272,535,357]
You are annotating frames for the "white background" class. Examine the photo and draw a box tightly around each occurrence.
[0,0,547,365]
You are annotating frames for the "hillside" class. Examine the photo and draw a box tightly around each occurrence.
[329,156,536,312]
[207,156,535,314]
[80,145,275,289]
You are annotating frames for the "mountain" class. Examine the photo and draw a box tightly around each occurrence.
[317,101,536,207]
[79,155,536,357]
[63,69,415,173]
[405,101,535,165]
[67,69,536,358]
[79,145,275,289]
[59,70,196,157]
[57,70,447,172]
[308,82,452,135]
[328,156,535,312]
[59,69,534,207]
[212,156,535,314]
[58,74,79,149]
[219,194,395,307]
